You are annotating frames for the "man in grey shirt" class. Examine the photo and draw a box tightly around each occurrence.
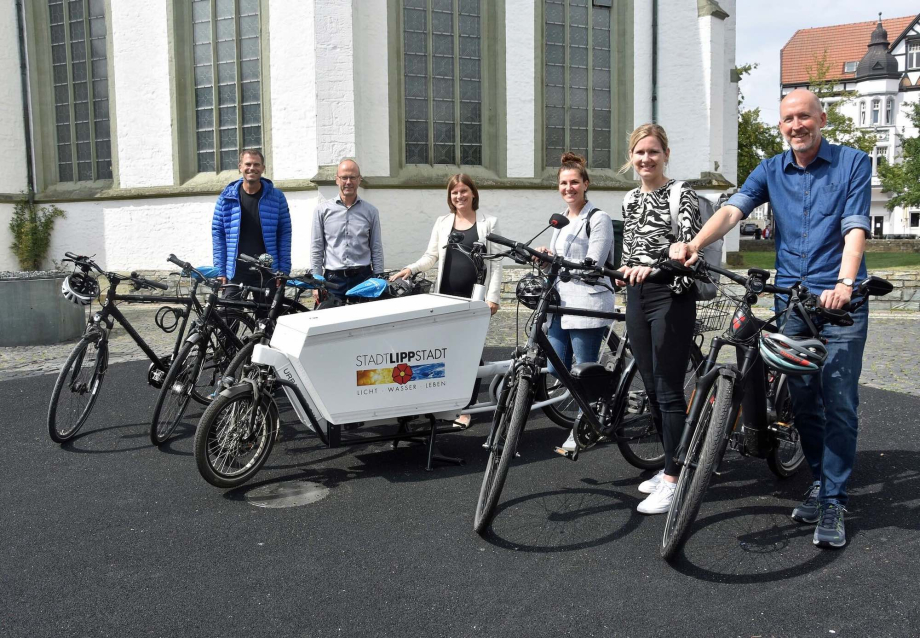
[311,159,384,301]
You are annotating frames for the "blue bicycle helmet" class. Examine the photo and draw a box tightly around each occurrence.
[759,332,827,376]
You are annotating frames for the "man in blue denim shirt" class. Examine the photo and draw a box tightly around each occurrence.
[676,89,871,548]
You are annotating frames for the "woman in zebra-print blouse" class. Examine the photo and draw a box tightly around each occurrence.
[618,124,703,516]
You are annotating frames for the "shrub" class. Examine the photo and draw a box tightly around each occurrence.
[8,192,65,271]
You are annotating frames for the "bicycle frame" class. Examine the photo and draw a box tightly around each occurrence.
[90,275,204,373]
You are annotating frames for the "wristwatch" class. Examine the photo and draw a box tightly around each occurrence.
[836,277,855,287]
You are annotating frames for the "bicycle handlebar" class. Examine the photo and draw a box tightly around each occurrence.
[129,271,169,291]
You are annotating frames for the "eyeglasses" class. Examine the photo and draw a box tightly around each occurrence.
[337,175,361,182]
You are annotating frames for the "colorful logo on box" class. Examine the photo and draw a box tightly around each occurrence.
[356,363,445,387]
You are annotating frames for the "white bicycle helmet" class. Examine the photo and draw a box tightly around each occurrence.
[61,272,100,305]
[759,332,827,376]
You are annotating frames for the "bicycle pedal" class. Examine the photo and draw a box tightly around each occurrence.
[553,446,578,461]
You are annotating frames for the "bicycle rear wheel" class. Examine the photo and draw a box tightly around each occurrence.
[766,376,804,478]
[617,342,704,470]
[48,335,108,443]
[194,384,278,488]
[661,374,734,561]
[149,339,205,445]
[474,369,532,535]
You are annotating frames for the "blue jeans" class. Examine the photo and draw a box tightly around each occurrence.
[545,315,607,378]
[776,295,868,505]
[324,265,373,301]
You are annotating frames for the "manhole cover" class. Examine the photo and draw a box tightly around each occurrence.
[245,480,330,509]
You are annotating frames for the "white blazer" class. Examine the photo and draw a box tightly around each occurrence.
[405,211,503,305]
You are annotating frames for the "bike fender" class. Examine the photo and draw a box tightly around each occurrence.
[219,381,257,400]
[184,330,205,346]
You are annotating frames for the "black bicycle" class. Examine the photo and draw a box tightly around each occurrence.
[48,253,205,443]
[148,254,301,445]
[659,260,893,560]
[473,231,692,534]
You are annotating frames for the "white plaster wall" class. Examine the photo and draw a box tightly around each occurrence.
[110,0,173,188]
[314,0,356,165]
[632,0,653,128]
[269,0,318,180]
[658,3,710,181]
[720,1,738,186]
[505,0,535,178]
[353,0,390,177]
[0,204,18,270]
[0,1,29,196]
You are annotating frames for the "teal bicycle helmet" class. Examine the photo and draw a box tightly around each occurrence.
[759,332,827,376]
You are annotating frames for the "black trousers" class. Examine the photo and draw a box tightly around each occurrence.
[625,282,696,477]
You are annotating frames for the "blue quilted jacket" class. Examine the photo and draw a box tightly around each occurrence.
[211,178,292,279]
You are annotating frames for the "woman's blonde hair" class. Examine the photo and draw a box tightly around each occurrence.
[446,173,479,213]
[618,124,669,174]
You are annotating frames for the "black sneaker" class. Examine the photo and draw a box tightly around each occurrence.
[813,502,847,548]
[791,482,821,523]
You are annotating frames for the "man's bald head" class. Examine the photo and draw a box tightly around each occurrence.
[781,88,823,116]
[779,88,827,162]
[338,159,361,175]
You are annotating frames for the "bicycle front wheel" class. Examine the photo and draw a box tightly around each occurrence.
[194,384,278,488]
[190,312,256,405]
[661,374,734,561]
[48,335,108,443]
[474,370,533,535]
[150,339,205,445]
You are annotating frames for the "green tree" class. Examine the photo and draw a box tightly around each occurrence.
[736,63,783,184]
[807,50,877,154]
[878,101,920,212]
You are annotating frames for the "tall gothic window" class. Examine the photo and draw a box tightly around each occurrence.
[48,0,112,182]
[192,0,262,173]
[402,0,482,166]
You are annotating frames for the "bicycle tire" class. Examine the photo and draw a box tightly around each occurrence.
[474,370,532,535]
[190,311,256,405]
[536,371,576,428]
[220,335,261,384]
[149,339,205,446]
[766,376,805,478]
[661,374,734,561]
[617,342,704,471]
[48,335,108,443]
[194,383,278,488]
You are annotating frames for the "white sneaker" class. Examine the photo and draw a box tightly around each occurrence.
[637,480,677,515]
[561,430,576,452]
[638,469,665,494]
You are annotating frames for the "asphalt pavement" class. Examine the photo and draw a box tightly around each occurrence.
[3,347,919,637]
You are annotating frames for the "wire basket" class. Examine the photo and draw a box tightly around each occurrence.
[414,277,433,295]
[694,294,734,336]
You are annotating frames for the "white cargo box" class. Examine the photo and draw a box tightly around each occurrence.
[268,294,491,424]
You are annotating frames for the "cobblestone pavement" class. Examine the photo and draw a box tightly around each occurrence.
[2,301,918,396]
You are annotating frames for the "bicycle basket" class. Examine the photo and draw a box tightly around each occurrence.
[694,294,733,336]
[413,277,432,295]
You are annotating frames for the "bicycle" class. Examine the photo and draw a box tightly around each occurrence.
[472,232,696,534]
[48,252,207,443]
[659,260,894,560]
[150,253,319,445]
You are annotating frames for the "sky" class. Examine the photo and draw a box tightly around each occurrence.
[735,0,919,124]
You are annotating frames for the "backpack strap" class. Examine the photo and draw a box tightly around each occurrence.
[669,180,685,241]
[583,207,600,238]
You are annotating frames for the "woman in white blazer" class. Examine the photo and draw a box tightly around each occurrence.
[391,174,502,427]
[391,174,502,312]
[535,152,615,451]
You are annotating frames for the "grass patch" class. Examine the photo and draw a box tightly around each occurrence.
[739,251,920,270]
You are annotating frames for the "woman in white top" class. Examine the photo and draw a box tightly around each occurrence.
[536,152,615,450]
[391,174,502,427]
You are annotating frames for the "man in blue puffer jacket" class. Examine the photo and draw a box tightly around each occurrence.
[212,150,292,307]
